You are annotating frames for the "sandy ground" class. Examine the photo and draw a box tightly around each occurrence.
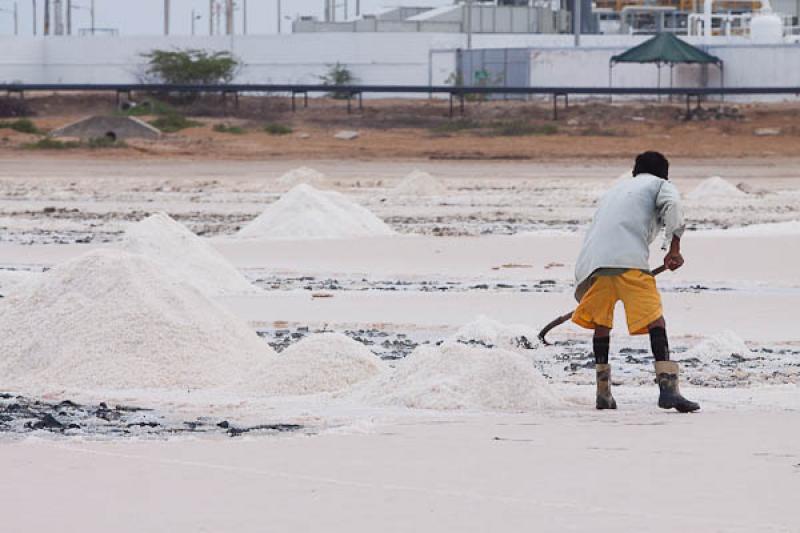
[1,156,798,532]
[4,97,800,160]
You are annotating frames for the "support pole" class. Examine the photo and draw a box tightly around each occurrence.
[164,0,170,36]
[552,93,558,120]
[466,0,473,50]
[32,0,36,35]
[66,0,71,35]
[209,0,213,34]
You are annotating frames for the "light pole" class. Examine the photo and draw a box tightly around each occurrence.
[164,0,169,35]
[43,0,49,35]
[0,2,19,35]
[191,9,201,36]
[90,0,94,34]
[276,0,281,34]
[466,0,473,50]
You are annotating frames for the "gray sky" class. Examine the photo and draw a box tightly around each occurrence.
[0,0,453,36]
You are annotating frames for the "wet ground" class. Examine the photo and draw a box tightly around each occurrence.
[0,393,306,439]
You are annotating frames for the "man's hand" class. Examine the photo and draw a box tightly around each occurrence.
[664,250,684,271]
[664,236,684,271]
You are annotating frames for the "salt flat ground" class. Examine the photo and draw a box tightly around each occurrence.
[0,158,798,532]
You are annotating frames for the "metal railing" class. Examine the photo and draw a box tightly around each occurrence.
[3,83,799,119]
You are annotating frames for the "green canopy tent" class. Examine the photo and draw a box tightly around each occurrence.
[609,33,723,101]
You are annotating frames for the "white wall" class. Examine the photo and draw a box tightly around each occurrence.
[1,33,799,103]
[528,43,800,101]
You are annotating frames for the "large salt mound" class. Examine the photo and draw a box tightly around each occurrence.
[392,170,448,196]
[688,176,747,200]
[452,315,539,351]
[0,249,275,393]
[359,343,559,411]
[245,333,383,395]
[0,270,37,297]
[275,167,328,190]
[122,212,257,296]
[682,330,752,362]
[237,184,395,240]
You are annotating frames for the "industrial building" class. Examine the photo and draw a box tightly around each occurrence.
[294,0,798,37]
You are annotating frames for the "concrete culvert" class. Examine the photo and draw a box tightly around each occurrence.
[50,116,161,140]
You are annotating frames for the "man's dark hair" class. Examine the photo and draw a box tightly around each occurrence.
[633,151,669,180]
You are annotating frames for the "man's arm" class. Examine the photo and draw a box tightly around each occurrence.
[656,182,686,270]
[664,235,684,271]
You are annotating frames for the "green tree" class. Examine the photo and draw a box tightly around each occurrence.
[319,63,358,99]
[142,49,239,85]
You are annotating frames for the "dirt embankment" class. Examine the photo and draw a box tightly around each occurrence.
[1,94,799,161]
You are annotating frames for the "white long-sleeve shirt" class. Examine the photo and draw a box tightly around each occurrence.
[574,173,685,301]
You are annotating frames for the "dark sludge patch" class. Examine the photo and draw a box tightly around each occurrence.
[0,394,306,439]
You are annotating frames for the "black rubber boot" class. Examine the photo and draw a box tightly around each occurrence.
[655,361,700,413]
[596,364,617,410]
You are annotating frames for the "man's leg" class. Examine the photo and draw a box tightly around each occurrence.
[594,326,616,410]
[648,317,700,413]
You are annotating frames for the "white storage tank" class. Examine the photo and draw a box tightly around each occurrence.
[750,10,784,43]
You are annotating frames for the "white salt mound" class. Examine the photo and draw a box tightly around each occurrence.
[688,176,747,200]
[0,249,275,393]
[360,343,559,411]
[392,170,448,196]
[0,270,38,297]
[245,333,383,395]
[122,212,257,296]
[237,184,395,240]
[682,330,752,362]
[275,167,328,189]
[452,315,539,352]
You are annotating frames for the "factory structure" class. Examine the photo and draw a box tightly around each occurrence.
[0,0,799,101]
[296,0,798,39]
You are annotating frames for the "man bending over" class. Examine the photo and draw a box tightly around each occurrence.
[573,151,699,413]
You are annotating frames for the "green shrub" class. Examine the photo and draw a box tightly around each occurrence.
[213,123,246,134]
[0,118,40,134]
[142,49,239,85]
[119,99,176,117]
[430,119,481,134]
[149,114,201,133]
[24,138,81,150]
[319,62,357,100]
[489,122,558,136]
[264,123,293,135]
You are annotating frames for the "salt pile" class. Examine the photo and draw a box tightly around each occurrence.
[0,270,37,297]
[682,330,752,362]
[122,212,257,296]
[245,333,383,395]
[392,170,448,196]
[0,249,275,393]
[359,343,559,411]
[688,176,747,200]
[452,315,538,351]
[237,184,396,240]
[275,167,328,190]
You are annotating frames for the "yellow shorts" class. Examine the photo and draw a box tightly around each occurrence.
[572,269,663,335]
